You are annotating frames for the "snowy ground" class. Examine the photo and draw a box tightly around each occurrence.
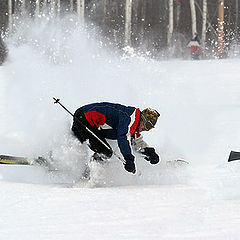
[1,16,240,239]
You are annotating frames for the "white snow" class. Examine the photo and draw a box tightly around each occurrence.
[1,16,240,239]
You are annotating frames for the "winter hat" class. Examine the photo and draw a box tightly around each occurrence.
[141,108,160,130]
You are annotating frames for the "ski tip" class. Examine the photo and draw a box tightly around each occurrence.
[175,159,189,164]
[228,151,240,162]
[166,159,189,168]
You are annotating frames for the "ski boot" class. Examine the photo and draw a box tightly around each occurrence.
[82,153,108,180]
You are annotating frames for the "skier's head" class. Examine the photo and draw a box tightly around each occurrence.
[140,108,160,131]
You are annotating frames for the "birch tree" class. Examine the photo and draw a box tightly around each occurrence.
[77,0,85,20]
[8,0,13,34]
[167,0,173,47]
[189,0,197,37]
[35,0,40,17]
[201,0,207,51]
[125,0,132,46]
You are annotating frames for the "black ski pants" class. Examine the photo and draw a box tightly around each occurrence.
[72,108,113,158]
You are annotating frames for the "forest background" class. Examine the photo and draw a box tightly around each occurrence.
[0,0,239,61]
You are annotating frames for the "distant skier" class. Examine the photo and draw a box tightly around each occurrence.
[187,34,202,60]
[72,102,160,174]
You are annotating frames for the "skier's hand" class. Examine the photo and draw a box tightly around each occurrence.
[124,154,136,174]
[142,147,159,164]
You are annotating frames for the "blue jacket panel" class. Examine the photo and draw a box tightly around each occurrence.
[81,102,141,158]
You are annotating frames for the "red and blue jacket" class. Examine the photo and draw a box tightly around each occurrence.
[81,102,141,158]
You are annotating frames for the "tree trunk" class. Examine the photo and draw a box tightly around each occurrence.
[201,0,207,52]
[77,0,85,20]
[21,0,26,16]
[0,35,7,65]
[125,0,132,46]
[42,0,47,13]
[102,0,107,24]
[35,0,40,17]
[51,0,56,16]
[57,0,61,17]
[189,0,197,37]
[176,0,181,30]
[167,0,173,47]
[236,0,239,35]
[140,0,146,42]
[218,0,224,58]
[70,0,74,12]
[8,0,13,34]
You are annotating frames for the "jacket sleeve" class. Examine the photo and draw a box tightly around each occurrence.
[116,108,141,158]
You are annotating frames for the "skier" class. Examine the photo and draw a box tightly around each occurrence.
[187,34,202,60]
[72,102,160,174]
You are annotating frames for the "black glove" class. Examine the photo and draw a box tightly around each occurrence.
[124,154,136,174]
[142,147,159,164]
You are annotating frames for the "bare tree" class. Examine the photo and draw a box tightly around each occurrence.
[42,0,47,11]
[57,0,61,17]
[176,0,182,30]
[0,35,7,65]
[201,0,207,51]
[218,0,224,57]
[236,0,239,35]
[20,0,26,16]
[77,0,85,20]
[51,0,56,16]
[189,0,197,37]
[139,0,146,42]
[102,0,107,24]
[167,0,173,47]
[70,0,74,12]
[125,0,132,46]
[2,0,239,59]
[35,0,40,17]
[195,1,217,39]
[8,0,13,34]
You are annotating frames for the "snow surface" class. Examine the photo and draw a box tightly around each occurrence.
[1,16,240,239]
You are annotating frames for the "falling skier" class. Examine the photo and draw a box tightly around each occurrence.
[1,99,189,172]
[72,102,160,174]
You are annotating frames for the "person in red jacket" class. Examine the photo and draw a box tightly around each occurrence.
[187,34,202,60]
[72,102,160,174]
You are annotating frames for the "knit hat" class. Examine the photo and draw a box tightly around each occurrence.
[141,108,160,130]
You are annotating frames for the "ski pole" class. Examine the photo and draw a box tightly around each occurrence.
[53,97,126,164]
